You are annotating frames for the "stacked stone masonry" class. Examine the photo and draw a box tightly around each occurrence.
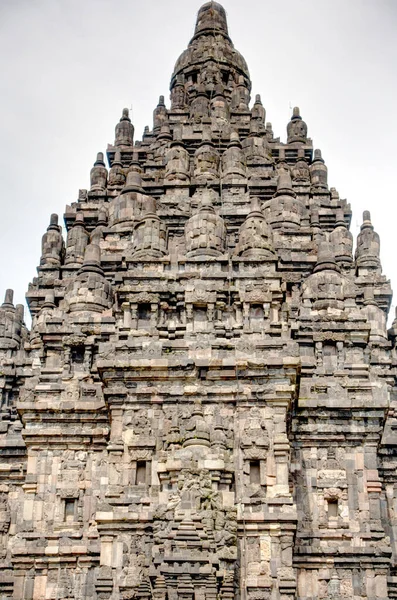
[1,3,396,599]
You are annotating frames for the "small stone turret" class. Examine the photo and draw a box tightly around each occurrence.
[164,138,190,185]
[235,197,275,259]
[221,132,247,184]
[268,172,304,229]
[329,209,353,265]
[90,210,108,243]
[185,190,226,258]
[153,96,168,134]
[310,149,328,191]
[362,287,387,343]
[211,85,230,125]
[170,79,186,110]
[302,241,350,313]
[355,211,381,272]
[193,130,220,183]
[65,213,89,266]
[287,107,308,143]
[108,157,150,230]
[65,242,113,313]
[114,108,134,147]
[90,152,108,192]
[131,198,167,259]
[231,75,250,112]
[291,148,310,183]
[251,94,266,125]
[242,121,270,165]
[40,214,64,267]
[190,86,210,123]
[194,2,229,37]
[108,150,126,191]
[0,290,25,355]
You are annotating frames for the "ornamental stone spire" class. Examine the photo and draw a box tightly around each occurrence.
[1,4,395,600]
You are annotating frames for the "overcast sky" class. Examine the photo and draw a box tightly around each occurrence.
[0,0,396,324]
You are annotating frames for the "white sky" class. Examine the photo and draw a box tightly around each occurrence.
[0,0,396,324]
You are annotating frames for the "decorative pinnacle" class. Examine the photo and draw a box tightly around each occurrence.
[73,213,84,226]
[2,289,14,308]
[276,172,295,197]
[314,240,339,273]
[361,210,373,230]
[292,106,301,120]
[313,149,324,162]
[194,2,229,37]
[94,152,105,166]
[48,214,59,230]
[121,108,131,121]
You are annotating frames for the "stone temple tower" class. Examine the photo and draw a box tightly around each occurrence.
[1,2,397,599]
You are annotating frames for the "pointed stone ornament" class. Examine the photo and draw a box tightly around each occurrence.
[269,171,304,229]
[313,240,340,273]
[287,106,308,143]
[114,107,134,147]
[355,210,381,271]
[235,197,275,259]
[153,95,168,133]
[164,137,190,184]
[221,131,247,184]
[193,129,220,183]
[310,149,328,190]
[330,208,353,264]
[65,212,89,266]
[251,94,266,124]
[90,152,108,192]
[108,150,126,190]
[2,289,14,309]
[171,78,186,110]
[211,84,230,124]
[362,286,387,342]
[185,189,226,257]
[194,2,229,37]
[66,241,113,313]
[157,123,172,142]
[292,147,310,182]
[121,155,144,194]
[40,213,64,266]
[131,197,167,259]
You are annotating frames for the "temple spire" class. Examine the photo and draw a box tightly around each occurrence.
[194,2,229,37]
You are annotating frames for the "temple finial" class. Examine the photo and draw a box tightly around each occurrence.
[194,2,228,37]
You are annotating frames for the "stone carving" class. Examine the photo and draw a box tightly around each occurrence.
[40,213,64,267]
[287,106,308,143]
[108,149,126,190]
[221,132,247,184]
[90,152,108,192]
[114,107,134,147]
[185,190,226,257]
[193,130,220,183]
[268,171,304,229]
[2,3,395,600]
[164,138,190,185]
[235,198,275,259]
[355,210,381,270]
[310,148,328,190]
[64,213,89,266]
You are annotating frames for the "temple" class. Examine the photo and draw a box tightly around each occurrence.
[1,2,397,599]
